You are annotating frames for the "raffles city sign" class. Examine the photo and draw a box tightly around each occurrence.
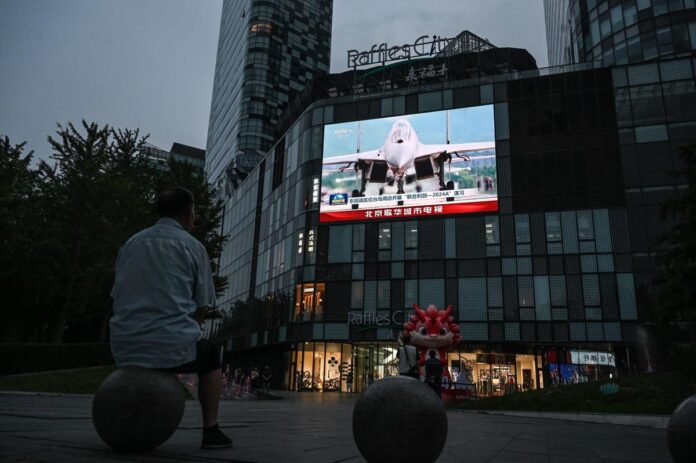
[347,34,455,69]
[348,311,405,326]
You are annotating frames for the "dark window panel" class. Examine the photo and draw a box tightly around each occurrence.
[456,216,486,258]
[324,281,350,322]
[419,261,445,278]
[503,276,519,321]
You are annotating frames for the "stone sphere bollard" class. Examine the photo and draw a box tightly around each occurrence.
[667,394,696,463]
[352,375,447,463]
[92,367,185,453]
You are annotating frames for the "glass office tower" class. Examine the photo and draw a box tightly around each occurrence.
[544,0,696,66]
[206,0,332,193]
[544,0,576,66]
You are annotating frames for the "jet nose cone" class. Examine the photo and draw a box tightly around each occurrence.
[396,139,404,144]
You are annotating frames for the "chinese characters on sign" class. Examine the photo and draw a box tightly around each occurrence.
[569,350,616,366]
[297,232,304,254]
[404,63,448,83]
[307,229,315,253]
[364,205,444,219]
[312,178,320,204]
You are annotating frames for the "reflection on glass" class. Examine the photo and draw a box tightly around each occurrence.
[405,221,418,248]
[485,216,500,244]
[545,212,562,242]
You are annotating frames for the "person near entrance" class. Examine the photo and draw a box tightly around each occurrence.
[110,187,233,449]
[424,350,444,397]
[398,334,419,379]
[346,371,354,392]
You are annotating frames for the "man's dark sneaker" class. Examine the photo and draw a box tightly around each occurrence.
[201,424,233,449]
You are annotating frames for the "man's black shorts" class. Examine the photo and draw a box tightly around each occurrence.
[159,339,221,377]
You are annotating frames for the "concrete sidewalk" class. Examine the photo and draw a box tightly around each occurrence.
[0,392,672,462]
[462,409,670,429]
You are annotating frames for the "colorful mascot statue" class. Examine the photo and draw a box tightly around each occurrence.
[402,304,461,379]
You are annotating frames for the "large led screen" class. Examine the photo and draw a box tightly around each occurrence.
[319,105,498,222]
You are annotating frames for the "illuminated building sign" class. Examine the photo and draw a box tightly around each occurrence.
[405,63,448,83]
[307,229,315,253]
[348,311,404,326]
[319,105,498,223]
[347,34,455,68]
[570,350,616,366]
[297,232,304,254]
[312,177,320,204]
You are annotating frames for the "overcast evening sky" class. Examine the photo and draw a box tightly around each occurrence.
[0,0,547,164]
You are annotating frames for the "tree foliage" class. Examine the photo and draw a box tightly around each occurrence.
[0,121,227,343]
[654,140,696,329]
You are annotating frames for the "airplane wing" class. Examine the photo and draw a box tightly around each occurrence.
[322,148,383,166]
[448,154,496,165]
[415,141,495,160]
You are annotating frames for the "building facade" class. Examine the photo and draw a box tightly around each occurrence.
[143,142,206,173]
[544,0,576,66]
[207,31,696,393]
[205,0,332,194]
[544,0,696,66]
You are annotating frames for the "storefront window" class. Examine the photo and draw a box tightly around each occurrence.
[290,342,347,391]
[287,343,402,393]
[293,283,324,321]
[286,345,619,395]
[311,283,321,320]
[447,351,539,397]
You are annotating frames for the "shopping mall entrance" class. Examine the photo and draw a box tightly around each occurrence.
[352,343,399,393]
[284,342,543,395]
[283,343,617,395]
[446,352,543,396]
[285,342,399,392]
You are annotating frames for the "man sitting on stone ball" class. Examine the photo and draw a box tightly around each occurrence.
[110,187,233,449]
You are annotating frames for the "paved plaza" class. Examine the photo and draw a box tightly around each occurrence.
[0,391,672,463]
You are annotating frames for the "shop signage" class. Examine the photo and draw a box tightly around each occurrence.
[570,350,615,366]
[297,232,304,254]
[348,310,404,326]
[347,34,455,68]
[311,177,320,204]
[307,229,315,253]
[404,63,448,83]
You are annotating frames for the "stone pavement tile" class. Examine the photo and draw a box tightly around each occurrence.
[440,441,501,463]
[549,456,603,463]
[0,393,674,463]
[489,450,551,463]
[502,437,551,455]
[516,431,550,441]
[590,437,671,463]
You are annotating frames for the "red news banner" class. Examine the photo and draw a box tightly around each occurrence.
[320,199,498,222]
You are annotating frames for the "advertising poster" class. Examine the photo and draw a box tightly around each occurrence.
[320,105,497,222]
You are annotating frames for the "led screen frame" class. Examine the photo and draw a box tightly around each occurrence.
[319,105,498,222]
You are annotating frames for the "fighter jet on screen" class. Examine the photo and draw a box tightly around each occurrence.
[323,119,495,195]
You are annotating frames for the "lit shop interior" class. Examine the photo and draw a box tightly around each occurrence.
[283,342,616,394]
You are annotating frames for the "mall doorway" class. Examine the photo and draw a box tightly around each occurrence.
[352,343,399,393]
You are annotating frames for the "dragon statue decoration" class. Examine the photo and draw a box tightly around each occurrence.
[402,303,461,378]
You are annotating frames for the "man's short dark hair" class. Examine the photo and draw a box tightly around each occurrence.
[402,334,411,345]
[156,187,194,218]
[429,350,437,359]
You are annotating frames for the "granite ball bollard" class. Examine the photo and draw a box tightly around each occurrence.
[352,375,447,463]
[667,394,696,463]
[92,367,185,453]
